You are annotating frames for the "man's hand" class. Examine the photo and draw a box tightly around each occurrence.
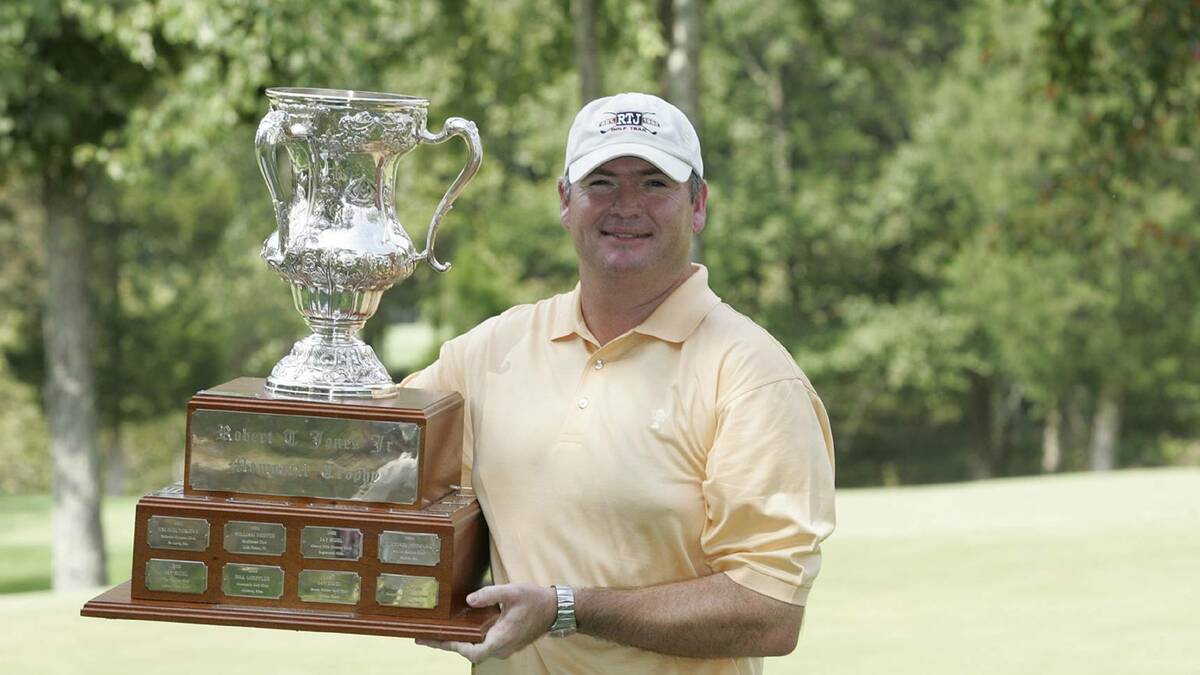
[416,583,557,664]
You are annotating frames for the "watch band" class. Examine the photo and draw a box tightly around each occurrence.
[548,585,577,637]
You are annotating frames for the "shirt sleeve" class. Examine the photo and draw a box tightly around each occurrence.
[401,340,475,487]
[700,377,836,605]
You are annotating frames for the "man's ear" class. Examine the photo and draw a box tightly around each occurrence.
[691,180,709,235]
[558,179,571,229]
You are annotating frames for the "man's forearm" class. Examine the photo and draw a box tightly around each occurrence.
[574,572,804,658]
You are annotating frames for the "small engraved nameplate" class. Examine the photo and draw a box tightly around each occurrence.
[376,574,439,609]
[221,564,284,599]
[298,570,361,605]
[224,521,286,556]
[379,531,441,567]
[147,516,210,551]
[145,559,208,594]
[301,526,362,560]
[188,409,422,504]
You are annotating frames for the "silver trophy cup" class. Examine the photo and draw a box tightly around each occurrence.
[255,87,482,399]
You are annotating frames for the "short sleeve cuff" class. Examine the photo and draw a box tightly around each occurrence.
[723,567,811,606]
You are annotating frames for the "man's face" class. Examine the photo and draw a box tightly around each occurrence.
[559,156,707,279]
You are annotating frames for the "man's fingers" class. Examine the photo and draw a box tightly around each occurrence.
[416,636,497,665]
[467,584,510,608]
[421,639,486,662]
[416,584,548,665]
[451,639,492,664]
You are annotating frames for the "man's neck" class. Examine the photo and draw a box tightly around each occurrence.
[578,264,697,346]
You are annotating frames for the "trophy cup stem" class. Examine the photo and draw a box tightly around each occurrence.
[264,286,396,400]
[306,317,366,343]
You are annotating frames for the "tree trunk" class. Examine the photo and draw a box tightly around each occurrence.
[1064,385,1090,470]
[1088,384,1121,471]
[766,65,792,195]
[572,0,603,104]
[665,0,701,124]
[966,372,994,480]
[102,210,126,497]
[656,0,673,97]
[989,381,1023,475]
[43,173,106,589]
[1041,404,1062,473]
[664,0,703,262]
[104,427,126,496]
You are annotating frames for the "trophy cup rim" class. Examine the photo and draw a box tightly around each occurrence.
[266,87,430,108]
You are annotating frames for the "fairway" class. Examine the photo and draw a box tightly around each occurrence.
[2,468,1197,674]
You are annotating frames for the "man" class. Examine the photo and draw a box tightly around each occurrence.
[408,92,835,674]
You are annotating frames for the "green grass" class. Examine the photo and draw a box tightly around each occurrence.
[2,468,1198,674]
[0,495,136,593]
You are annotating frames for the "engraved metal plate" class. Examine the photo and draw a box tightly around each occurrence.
[379,531,441,566]
[221,564,284,599]
[145,559,208,594]
[224,521,287,556]
[188,409,422,504]
[376,574,439,609]
[298,570,361,605]
[301,526,363,560]
[147,516,210,551]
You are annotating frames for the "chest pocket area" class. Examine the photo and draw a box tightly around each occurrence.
[602,378,709,490]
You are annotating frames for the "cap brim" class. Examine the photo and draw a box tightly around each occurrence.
[567,143,693,183]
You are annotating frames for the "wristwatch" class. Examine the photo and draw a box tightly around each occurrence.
[548,585,577,637]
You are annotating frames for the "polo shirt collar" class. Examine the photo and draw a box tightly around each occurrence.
[549,282,594,342]
[549,264,722,344]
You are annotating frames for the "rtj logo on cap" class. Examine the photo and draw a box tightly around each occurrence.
[598,111,660,135]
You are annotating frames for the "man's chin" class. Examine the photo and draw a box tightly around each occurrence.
[603,250,652,267]
[592,254,653,275]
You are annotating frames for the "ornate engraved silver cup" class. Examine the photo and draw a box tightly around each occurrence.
[256,87,482,399]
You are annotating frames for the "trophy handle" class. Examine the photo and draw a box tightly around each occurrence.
[417,117,483,272]
[255,110,291,252]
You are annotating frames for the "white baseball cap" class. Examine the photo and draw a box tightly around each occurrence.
[564,92,703,183]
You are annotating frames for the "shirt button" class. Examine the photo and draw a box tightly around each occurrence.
[578,398,589,409]
[593,359,605,370]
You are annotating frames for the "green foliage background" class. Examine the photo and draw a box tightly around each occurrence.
[1,0,1198,494]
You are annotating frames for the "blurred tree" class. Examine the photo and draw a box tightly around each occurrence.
[0,1,165,588]
[663,0,703,260]
[702,0,974,483]
[1038,0,1200,469]
[857,0,1200,476]
[573,0,603,103]
[392,0,601,339]
[0,0,458,586]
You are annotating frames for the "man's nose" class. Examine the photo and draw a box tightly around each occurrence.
[610,183,643,217]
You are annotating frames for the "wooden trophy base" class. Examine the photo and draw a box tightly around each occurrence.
[82,485,497,641]
[81,378,496,642]
[83,581,496,640]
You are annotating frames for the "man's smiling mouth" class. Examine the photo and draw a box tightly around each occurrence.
[601,230,652,239]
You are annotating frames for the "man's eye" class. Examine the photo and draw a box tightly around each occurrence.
[586,179,614,188]
[646,179,668,188]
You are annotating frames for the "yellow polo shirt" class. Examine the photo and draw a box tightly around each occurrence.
[404,265,835,674]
